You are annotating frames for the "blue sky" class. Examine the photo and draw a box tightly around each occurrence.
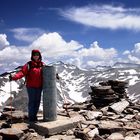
[1,0,140,73]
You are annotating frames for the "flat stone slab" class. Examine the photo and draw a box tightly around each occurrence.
[0,128,24,139]
[30,115,83,136]
[11,123,29,132]
[109,99,129,114]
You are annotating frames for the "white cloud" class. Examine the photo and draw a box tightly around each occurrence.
[87,60,105,67]
[0,34,10,49]
[0,32,84,73]
[128,54,140,63]
[66,57,83,69]
[61,5,140,30]
[123,43,140,64]
[77,41,117,60]
[0,46,30,71]
[30,32,83,57]
[10,28,45,43]
[65,41,117,69]
[133,43,140,54]
[123,50,130,55]
[0,32,127,73]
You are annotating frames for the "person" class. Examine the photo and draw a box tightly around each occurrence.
[10,49,45,122]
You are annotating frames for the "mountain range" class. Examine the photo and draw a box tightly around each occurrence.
[0,61,140,112]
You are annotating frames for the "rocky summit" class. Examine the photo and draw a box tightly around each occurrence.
[0,80,140,140]
[0,62,140,139]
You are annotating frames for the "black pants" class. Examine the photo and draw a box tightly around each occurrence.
[27,87,42,121]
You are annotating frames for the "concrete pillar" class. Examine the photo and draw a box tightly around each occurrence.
[42,66,57,121]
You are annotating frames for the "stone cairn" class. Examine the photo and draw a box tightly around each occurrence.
[89,80,128,108]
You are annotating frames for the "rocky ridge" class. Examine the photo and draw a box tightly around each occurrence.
[0,80,140,140]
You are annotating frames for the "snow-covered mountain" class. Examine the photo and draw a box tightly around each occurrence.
[113,62,140,68]
[0,62,140,111]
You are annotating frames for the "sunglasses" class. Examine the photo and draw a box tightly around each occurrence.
[33,53,40,56]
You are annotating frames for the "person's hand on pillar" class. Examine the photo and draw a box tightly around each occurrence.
[9,74,13,81]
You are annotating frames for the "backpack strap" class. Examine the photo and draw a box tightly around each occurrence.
[27,61,30,70]
[27,61,43,70]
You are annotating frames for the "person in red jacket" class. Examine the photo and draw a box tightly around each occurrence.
[10,49,45,122]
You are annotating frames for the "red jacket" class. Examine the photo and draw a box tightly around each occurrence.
[12,61,44,88]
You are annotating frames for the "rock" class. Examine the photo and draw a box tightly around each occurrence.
[74,130,89,140]
[85,111,103,120]
[11,123,29,132]
[94,134,105,140]
[107,132,124,140]
[82,120,100,126]
[98,121,123,128]
[30,116,82,136]
[87,128,99,138]
[109,100,129,114]
[89,80,129,108]
[129,105,140,112]
[124,114,135,120]
[98,121,124,134]
[83,127,91,133]
[135,113,140,121]
[1,110,27,123]
[45,134,76,140]
[1,122,11,128]
[90,86,112,94]
[23,132,42,140]
[124,134,140,140]
[0,128,24,140]
[0,80,139,140]
[3,106,15,112]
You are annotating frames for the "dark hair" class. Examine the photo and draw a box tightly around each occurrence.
[31,49,42,61]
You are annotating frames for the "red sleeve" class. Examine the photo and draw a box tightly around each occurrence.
[42,62,46,66]
[12,63,28,80]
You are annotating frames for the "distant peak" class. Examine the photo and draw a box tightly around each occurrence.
[55,61,65,65]
[113,62,140,68]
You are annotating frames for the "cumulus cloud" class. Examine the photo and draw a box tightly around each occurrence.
[0,46,29,61]
[30,32,83,57]
[60,5,140,30]
[87,60,107,67]
[0,32,119,73]
[0,32,84,72]
[10,28,45,43]
[132,43,140,54]
[0,34,10,49]
[123,43,140,64]
[75,41,118,68]
[128,54,140,63]
[123,50,130,55]
[77,41,117,59]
